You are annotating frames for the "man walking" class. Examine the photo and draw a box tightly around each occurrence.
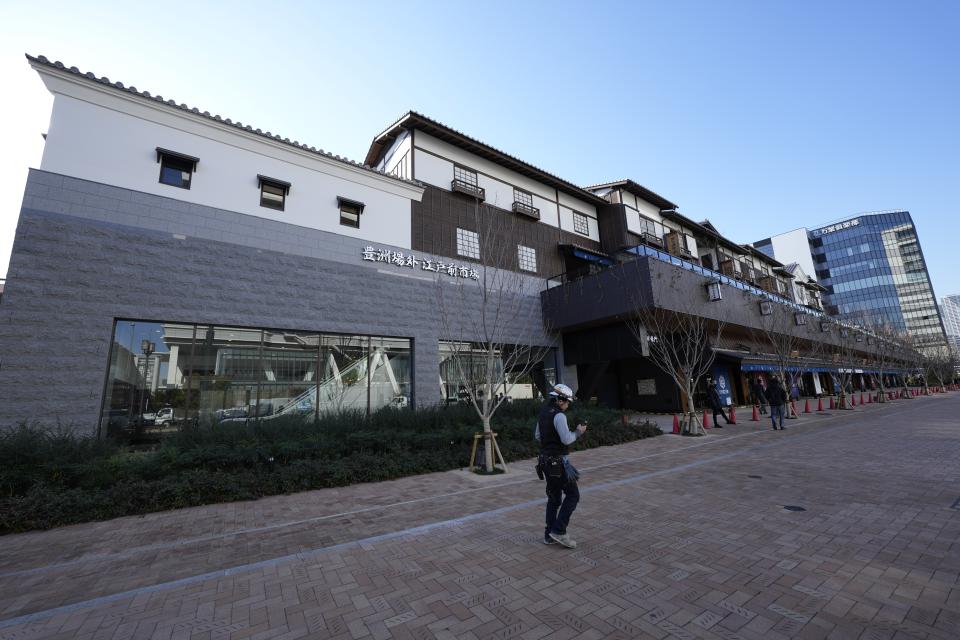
[750,377,767,414]
[767,376,787,430]
[707,380,732,427]
[535,384,587,549]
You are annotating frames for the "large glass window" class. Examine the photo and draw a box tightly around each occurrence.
[101,320,412,437]
[438,340,555,405]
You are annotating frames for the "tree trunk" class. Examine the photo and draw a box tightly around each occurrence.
[482,414,494,473]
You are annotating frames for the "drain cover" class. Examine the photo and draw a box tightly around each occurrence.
[783,505,806,512]
[747,475,763,479]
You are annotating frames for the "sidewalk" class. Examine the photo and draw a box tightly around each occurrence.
[1,391,958,639]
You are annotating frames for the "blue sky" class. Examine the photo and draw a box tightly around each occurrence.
[1,1,957,298]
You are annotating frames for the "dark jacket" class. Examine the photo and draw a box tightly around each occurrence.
[538,401,568,456]
[707,385,722,410]
[750,381,766,402]
[766,380,787,406]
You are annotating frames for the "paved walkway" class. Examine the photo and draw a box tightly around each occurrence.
[1,393,958,639]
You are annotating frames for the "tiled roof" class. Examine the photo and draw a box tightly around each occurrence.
[366,111,607,205]
[26,54,422,189]
[584,179,678,211]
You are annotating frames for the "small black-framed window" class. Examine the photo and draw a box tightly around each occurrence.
[258,175,290,211]
[572,211,590,235]
[338,196,365,228]
[156,148,198,189]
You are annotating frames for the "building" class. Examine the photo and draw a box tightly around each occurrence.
[0,56,917,433]
[942,295,960,353]
[755,212,949,355]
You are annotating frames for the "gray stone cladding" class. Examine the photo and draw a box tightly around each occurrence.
[0,170,550,433]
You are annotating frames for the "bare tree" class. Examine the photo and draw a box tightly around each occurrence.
[436,198,554,472]
[745,293,804,416]
[860,320,906,403]
[626,269,724,435]
[924,344,956,390]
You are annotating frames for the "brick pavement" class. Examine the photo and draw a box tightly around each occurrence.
[1,393,958,639]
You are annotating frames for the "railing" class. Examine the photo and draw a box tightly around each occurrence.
[511,201,540,220]
[545,244,826,318]
[451,179,485,200]
[622,244,824,317]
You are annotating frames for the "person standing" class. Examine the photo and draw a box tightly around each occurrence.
[535,384,587,548]
[767,376,787,430]
[707,380,731,427]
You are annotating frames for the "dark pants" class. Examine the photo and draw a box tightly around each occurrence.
[545,468,579,536]
[712,407,731,424]
[770,404,785,428]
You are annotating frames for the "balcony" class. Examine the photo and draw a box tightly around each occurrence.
[451,179,485,201]
[543,243,823,331]
[511,201,540,220]
[641,232,664,249]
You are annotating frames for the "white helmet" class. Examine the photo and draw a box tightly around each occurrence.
[549,384,575,402]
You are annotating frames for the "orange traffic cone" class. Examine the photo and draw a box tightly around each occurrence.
[751,405,759,421]
[829,396,835,410]
[851,394,857,406]
[729,406,737,424]
[804,399,811,413]
[867,393,872,404]
[816,397,823,411]
[860,392,865,405]
[672,414,680,434]
[703,410,711,429]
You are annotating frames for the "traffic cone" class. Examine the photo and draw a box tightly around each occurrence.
[672,414,680,434]
[851,394,857,406]
[860,392,865,405]
[751,405,759,421]
[829,396,835,410]
[804,399,811,413]
[817,397,823,411]
[703,410,711,429]
[867,393,872,404]
[729,406,737,424]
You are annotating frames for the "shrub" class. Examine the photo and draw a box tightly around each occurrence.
[0,402,659,533]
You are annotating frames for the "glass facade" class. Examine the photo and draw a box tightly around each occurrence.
[809,211,948,353]
[438,340,556,404]
[101,320,412,436]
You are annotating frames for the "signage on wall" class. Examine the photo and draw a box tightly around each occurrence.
[811,218,860,237]
[362,247,480,280]
[710,366,733,406]
[636,379,657,396]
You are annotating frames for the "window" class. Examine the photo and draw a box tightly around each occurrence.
[156,148,198,189]
[517,245,537,272]
[452,165,485,200]
[338,197,365,228]
[454,165,478,188]
[573,211,590,235]
[457,228,480,259]
[258,175,290,211]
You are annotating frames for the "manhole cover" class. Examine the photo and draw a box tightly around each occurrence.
[747,475,763,479]
[783,505,806,512]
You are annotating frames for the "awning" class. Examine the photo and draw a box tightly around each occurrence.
[559,244,614,266]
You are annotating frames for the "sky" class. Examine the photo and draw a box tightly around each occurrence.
[1,1,958,299]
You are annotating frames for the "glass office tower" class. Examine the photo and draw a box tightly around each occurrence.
[809,211,948,354]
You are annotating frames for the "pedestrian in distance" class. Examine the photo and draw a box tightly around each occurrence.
[707,380,732,427]
[767,376,787,430]
[535,384,587,549]
[750,377,767,414]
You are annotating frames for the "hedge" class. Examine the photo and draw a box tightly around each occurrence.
[0,401,659,533]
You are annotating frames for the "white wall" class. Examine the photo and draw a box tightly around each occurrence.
[37,72,422,249]
[378,130,412,180]
[771,228,816,277]
[412,132,599,241]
